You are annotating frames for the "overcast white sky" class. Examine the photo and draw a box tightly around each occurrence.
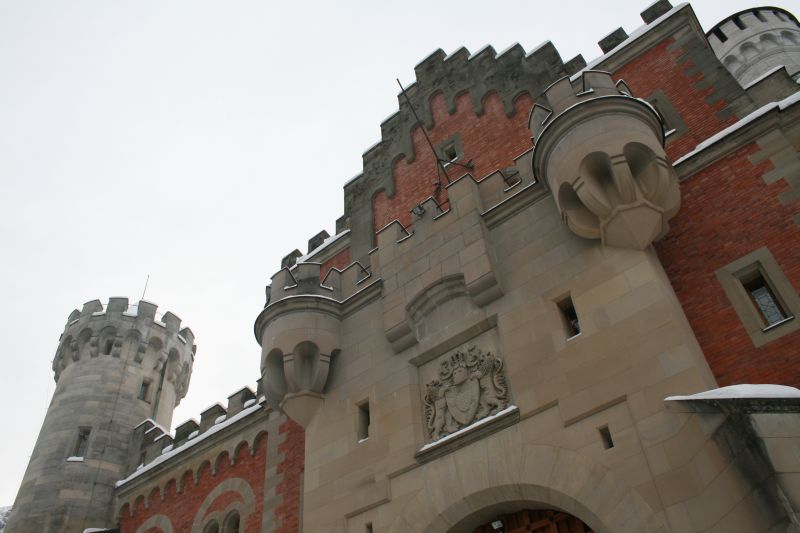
[0,0,768,505]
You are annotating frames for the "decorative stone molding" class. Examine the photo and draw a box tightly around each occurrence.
[530,71,680,250]
[423,345,509,442]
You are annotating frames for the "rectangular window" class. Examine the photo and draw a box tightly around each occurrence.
[716,247,799,347]
[742,273,789,329]
[558,296,581,338]
[357,400,370,442]
[599,426,614,449]
[138,380,151,402]
[103,339,114,355]
[365,523,373,533]
[73,427,91,457]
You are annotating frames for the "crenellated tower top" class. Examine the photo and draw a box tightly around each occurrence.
[53,297,196,404]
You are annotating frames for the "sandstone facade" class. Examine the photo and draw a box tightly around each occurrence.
[8,2,800,532]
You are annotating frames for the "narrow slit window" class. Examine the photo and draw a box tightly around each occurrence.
[742,273,789,328]
[103,339,114,355]
[732,15,746,29]
[558,296,581,338]
[755,10,767,22]
[599,426,614,449]
[357,400,370,442]
[138,380,151,402]
[73,427,91,457]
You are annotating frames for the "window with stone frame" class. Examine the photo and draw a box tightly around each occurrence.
[716,247,799,346]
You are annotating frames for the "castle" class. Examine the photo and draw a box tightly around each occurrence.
[7,2,800,532]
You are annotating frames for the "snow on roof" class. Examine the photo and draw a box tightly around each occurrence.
[571,3,689,81]
[665,384,800,402]
[115,402,263,488]
[294,229,350,264]
[673,89,800,166]
[743,65,789,90]
[135,418,168,435]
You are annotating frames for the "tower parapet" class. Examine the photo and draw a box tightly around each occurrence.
[707,7,800,86]
[530,71,680,249]
[7,298,195,533]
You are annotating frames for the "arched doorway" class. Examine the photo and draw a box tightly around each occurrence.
[475,509,593,533]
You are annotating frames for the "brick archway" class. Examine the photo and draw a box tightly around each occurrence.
[190,477,256,532]
[134,513,174,533]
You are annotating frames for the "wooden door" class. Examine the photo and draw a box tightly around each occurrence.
[474,509,594,533]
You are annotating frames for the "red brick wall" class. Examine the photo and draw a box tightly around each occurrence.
[612,37,736,162]
[119,433,267,533]
[372,91,534,232]
[275,419,304,533]
[321,247,352,281]
[655,143,800,386]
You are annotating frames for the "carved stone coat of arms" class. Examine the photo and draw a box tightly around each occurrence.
[423,345,509,441]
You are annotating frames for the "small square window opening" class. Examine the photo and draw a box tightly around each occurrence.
[558,296,581,338]
[357,400,370,442]
[599,426,614,449]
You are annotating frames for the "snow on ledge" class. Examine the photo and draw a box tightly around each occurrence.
[294,229,351,264]
[673,89,800,166]
[418,405,518,452]
[570,3,689,82]
[116,402,263,488]
[665,384,800,402]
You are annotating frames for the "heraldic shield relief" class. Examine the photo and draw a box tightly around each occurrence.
[423,345,510,442]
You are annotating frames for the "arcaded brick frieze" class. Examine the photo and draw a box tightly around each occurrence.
[118,432,267,532]
[655,141,800,386]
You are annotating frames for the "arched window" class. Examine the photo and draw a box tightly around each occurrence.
[223,512,241,533]
[203,520,219,533]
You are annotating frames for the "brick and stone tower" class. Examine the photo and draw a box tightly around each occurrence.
[707,7,800,86]
[6,298,195,533]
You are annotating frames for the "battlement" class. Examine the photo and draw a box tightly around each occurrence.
[529,71,637,144]
[339,41,573,261]
[121,383,266,486]
[707,7,800,86]
[53,297,196,402]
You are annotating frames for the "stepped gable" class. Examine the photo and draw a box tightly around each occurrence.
[341,43,571,260]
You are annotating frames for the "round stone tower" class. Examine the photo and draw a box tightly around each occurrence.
[707,7,800,86]
[6,297,195,533]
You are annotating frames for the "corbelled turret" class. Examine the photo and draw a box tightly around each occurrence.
[530,70,680,250]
